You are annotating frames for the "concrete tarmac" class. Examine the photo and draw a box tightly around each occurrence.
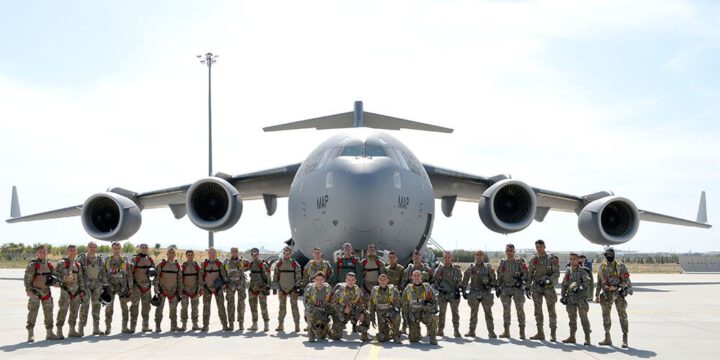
[1,269,718,359]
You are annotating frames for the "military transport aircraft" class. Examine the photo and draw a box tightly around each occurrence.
[7,101,711,264]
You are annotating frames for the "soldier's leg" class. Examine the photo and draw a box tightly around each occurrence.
[545,290,558,341]
[578,302,591,345]
[375,311,389,341]
[260,294,270,330]
[482,297,496,337]
[55,292,69,338]
[105,295,115,332]
[27,296,40,331]
[154,296,165,331]
[425,313,438,344]
[331,316,346,340]
[391,313,401,342]
[450,298,461,336]
[277,291,287,330]
[141,291,151,331]
[120,296,131,331]
[130,287,140,330]
[467,298,479,335]
[249,294,259,322]
[226,288,236,323]
[290,292,300,330]
[79,293,90,329]
[67,296,82,337]
[169,297,179,330]
[202,292,212,330]
[180,296,189,328]
[499,294,512,337]
[91,287,102,334]
[437,297,448,335]
[408,316,421,343]
[616,297,629,347]
[513,291,526,338]
[598,298,613,346]
[562,304,577,343]
[191,296,200,327]
[530,291,544,340]
[237,290,246,329]
[42,297,56,339]
[215,290,229,328]
[306,313,317,341]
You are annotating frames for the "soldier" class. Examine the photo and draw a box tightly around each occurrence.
[104,242,133,334]
[180,249,201,331]
[384,251,404,287]
[153,247,182,332]
[401,249,434,289]
[225,247,249,331]
[560,252,592,346]
[369,273,402,344]
[334,242,362,286]
[129,243,155,333]
[402,269,438,345]
[433,251,463,338]
[54,245,84,339]
[272,246,302,332]
[247,248,271,332]
[361,244,386,296]
[303,247,333,288]
[496,243,529,339]
[199,247,230,331]
[78,241,106,336]
[595,247,632,348]
[462,250,497,338]
[330,272,370,341]
[304,271,332,342]
[528,239,561,341]
[24,245,59,342]
[579,254,595,302]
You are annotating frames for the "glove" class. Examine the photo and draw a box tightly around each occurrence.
[524,288,532,299]
[272,289,278,295]
[560,296,568,305]
[295,287,304,296]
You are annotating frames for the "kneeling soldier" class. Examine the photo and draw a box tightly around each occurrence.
[24,245,59,342]
[154,247,182,332]
[561,252,592,346]
[402,269,439,345]
[369,273,401,344]
[331,272,370,341]
[55,245,84,339]
[304,271,332,342]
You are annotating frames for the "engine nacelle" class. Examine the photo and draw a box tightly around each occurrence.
[186,177,243,231]
[81,193,142,241]
[478,179,537,233]
[578,196,639,245]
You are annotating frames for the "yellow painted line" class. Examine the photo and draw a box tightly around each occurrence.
[368,343,381,360]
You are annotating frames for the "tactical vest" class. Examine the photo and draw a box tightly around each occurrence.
[371,285,397,310]
[405,262,431,283]
[405,283,432,309]
[435,264,461,290]
[28,259,53,297]
[249,260,270,291]
[132,254,155,285]
[79,254,103,290]
[306,283,331,306]
[336,256,359,282]
[385,264,404,286]
[530,253,558,280]
[105,256,129,287]
[362,257,383,284]
[58,258,82,296]
[225,257,248,285]
[562,267,589,302]
[335,284,362,306]
[305,259,331,281]
[158,259,181,294]
[276,258,300,292]
[181,261,201,294]
[202,259,223,289]
[467,262,493,291]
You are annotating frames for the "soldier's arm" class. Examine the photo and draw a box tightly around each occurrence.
[78,263,85,292]
[619,263,632,288]
[379,260,387,274]
[220,264,230,283]
[302,263,311,287]
[560,272,568,296]
[126,261,134,289]
[461,267,471,288]
[152,265,161,291]
[263,262,272,287]
[355,260,363,284]
[326,260,334,280]
[551,256,561,285]
[198,266,205,289]
[176,264,183,293]
[294,263,302,288]
[23,262,34,293]
[271,263,279,290]
[495,266,504,287]
[527,257,536,278]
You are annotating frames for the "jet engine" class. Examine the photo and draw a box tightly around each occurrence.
[578,196,639,245]
[81,193,142,241]
[478,179,537,233]
[186,177,243,231]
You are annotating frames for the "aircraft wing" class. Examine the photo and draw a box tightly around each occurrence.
[423,163,711,228]
[6,163,301,223]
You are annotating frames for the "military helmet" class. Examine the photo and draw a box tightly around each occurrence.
[150,294,161,307]
[100,287,113,306]
[250,247,260,255]
[45,275,60,287]
[148,267,157,279]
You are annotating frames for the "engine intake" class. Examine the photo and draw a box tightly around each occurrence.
[81,193,142,241]
[578,196,639,245]
[478,180,537,233]
[186,177,243,231]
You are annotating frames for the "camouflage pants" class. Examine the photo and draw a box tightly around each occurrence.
[438,297,460,331]
[226,286,246,325]
[407,310,438,343]
[600,292,628,334]
[500,289,526,327]
[248,290,269,322]
[331,311,369,340]
[306,311,330,340]
[105,292,130,327]
[203,289,228,326]
[27,294,54,330]
[154,293,180,327]
[531,288,558,329]
[79,286,102,327]
[130,285,152,327]
[278,290,300,324]
[374,310,401,342]
[468,294,494,333]
[566,301,590,334]
[56,291,81,327]
[180,293,200,324]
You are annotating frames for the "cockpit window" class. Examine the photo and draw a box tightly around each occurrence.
[339,144,388,158]
[364,145,386,157]
[340,146,363,157]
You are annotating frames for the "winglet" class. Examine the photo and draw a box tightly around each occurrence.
[697,191,707,223]
[10,186,21,218]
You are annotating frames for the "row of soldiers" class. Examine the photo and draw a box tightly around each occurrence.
[23,240,632,348]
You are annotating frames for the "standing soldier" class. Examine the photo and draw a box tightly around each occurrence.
[104,242,132,334]
[78,241,106,336]
[303,247,333,288]
[496,243,529,339]
[180,250,201,331]
[199,247,230,331]
[129,243,154,333]
[330,272,370,341]
[528,239,561,342]
[304,271,332,342]
[384,251,404,287]
[334,243,362,287]
[402,270,439,345]
[54,245,84,339]
[561,252,592,346]
[595,247,632,348]
[24,245,59,342]
[361,244,386,297]
[433,251,463,338]
[272,246,302,332]
[247,248,271,332]
[225,247,249,331]
[153,247,182,332]
[462,250,497,338]
[369,273,402,344]
[401,249,434,289]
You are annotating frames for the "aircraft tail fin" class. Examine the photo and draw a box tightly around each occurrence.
[10,186,21,218]
[697,191,708,223]
[263,101,453,133]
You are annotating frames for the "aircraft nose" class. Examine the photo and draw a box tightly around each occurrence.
[334,158,395,232]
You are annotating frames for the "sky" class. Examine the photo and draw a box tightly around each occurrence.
[0,0,718,253]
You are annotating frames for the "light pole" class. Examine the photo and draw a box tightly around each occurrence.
[198,52,218,248]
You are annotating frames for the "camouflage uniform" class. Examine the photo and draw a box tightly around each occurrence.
[596,259,632,346]
[225,256,249,330]
[302,258,333,288]
[272,257,302,331]
[384,263,405,287]
[24,258,57,341]
[153,258,182,331]
[496,257,529,338]
[361,256,386,295]
[401,261,433,289]
[369,284,401,343]
[561,265,592,344]
[180,260,201,330]
[78,253,106,336]
[433,263,463,337]
[462,261,496,338]
[304,282,332,341]
[55,257,84,338]
[130,254,154,332]
[334,255,362,286]
[247,259,271,330]
[104,255,132,334]
[528,253,560,341]
[199,258,229,330]
[401,282,438,345]
[330,283,370,341]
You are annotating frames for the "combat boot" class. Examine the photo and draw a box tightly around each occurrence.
[228,322,234,331]
[105,323,112,335]
[122,321,133,334]
[562,332,576,344]
[238,320,244,331]
[598,332,612,346]
[360,332,369,341]
[429,336,438,345]
[263,321,269,332]
[68,326,81,338]
[488,328,497,339]
[437,326,444,337]
[499,325,510,338]
[295,322,301,332]
[519,326,526,339]
[222,322,231,331]
[77,325,84,337]
[530,326,544,340]
[27,328,34,343]
[142,321,151,332]
[453,326,461,338]
[394,336,402,344]
[129,320,137,333]
[46,327,59,340]
[464,329,476,338]
[622,333,628,348]
[249,321,258,331]
[180,321,187,331]
[171,322,180,332]
[192,322,200,331]
[93,321,102,335]
[550,327,557,342]
[309,334,317,342]
[56,326,65,340]
[155,322,161,333]
[201,324,209,332]
[584,332,591,346]
[276,323,284,332]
